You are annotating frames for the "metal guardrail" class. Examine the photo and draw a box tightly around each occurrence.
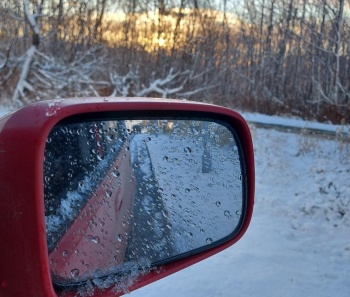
[247,120,349,139]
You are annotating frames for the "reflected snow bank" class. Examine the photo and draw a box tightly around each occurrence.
[129,120,243,261]
[146,133,242,251]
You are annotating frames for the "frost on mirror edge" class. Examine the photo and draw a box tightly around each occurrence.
[43,118,244,290]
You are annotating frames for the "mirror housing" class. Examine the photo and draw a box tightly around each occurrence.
[0,98,254,297]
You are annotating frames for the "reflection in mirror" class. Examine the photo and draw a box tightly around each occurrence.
[44,118,244,287]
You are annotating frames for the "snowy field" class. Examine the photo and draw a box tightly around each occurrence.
[133,127,242,256]
[1,108,349,296]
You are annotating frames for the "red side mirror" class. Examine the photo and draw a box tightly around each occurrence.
[0,98,254,297]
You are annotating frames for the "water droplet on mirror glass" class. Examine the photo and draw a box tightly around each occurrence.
[147,218,153,225]
[91,236,100,244]
[163,156,169,161]
[146,137,151,142]
[117,234,123,242]
[215,201,221,207]
[112,171,120,178]
[62,250,68,257]
[70,269,79,278]
[206,238,213,244]
[185,188,190,193]
[236,210,242,216]
[184,147,192,153]
[224,210,231,218]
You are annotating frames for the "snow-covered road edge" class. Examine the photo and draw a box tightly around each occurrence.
[241,112,348,134]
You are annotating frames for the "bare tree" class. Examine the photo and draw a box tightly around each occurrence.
[1,0,350,122]
[12,0,42,106]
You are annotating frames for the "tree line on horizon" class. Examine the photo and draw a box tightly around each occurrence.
[0,0,349,123]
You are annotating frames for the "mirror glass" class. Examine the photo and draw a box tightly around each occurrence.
[44,117,244,286]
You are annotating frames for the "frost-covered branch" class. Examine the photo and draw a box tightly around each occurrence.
[10,1,108,105]
[12,46,36,106]
[109,69,138,97]
[177,84,218,98]
[0,45,12,70]
[311,77,334,105]
[109,66,217,99]
[23,0,41,40]
[11,0,43,106]
[136,68,189,98]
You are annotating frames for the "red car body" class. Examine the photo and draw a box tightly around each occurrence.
[48,144,136,284]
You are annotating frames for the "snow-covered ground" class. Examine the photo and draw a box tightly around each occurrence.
[1,107,349,296]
